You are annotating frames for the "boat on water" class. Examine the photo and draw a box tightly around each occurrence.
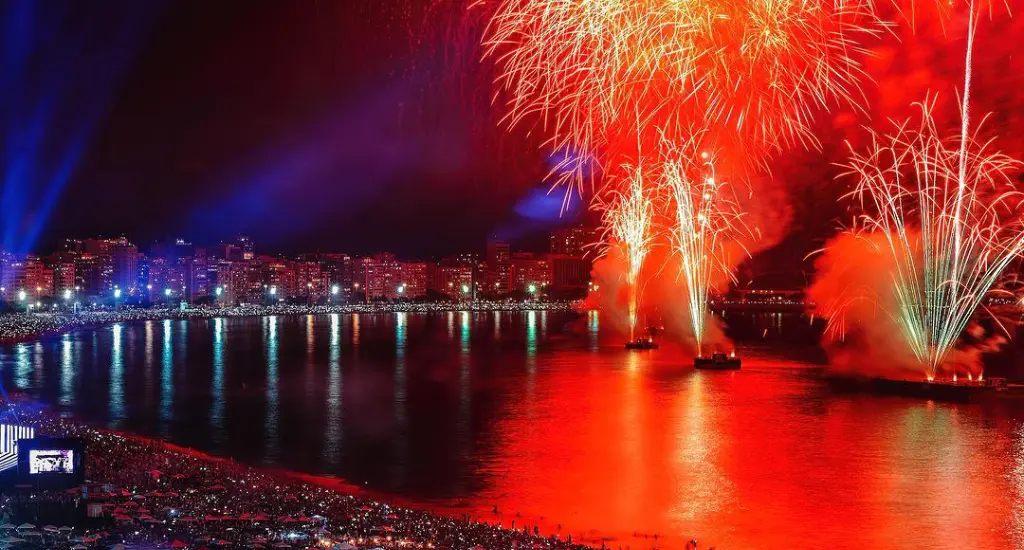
[824,375,1024,403]
[625,338,659,350]
[694,352,741,370]
[625,323,661,350]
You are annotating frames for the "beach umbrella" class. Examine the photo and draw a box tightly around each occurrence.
[15,524,34,530]
[171,540,187,548]
[58,526,73,532]
[0,526,12,531]
[42,525,57,532]
[71,545,87,550]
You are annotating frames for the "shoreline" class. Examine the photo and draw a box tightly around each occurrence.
[3,396,622,550]
[0,301,579,345]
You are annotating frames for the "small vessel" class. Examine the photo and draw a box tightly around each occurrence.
[625,338,659,350]
[694,352,741,370]
[824,374,1024,403]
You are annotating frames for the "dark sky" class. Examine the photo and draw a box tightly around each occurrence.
[2,0,1022,284]
[6,0,577,258]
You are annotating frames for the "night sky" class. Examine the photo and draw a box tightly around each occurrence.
[3,0,1023,284]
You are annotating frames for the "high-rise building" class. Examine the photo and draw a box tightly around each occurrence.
[428,263,473,299]
[510,252,551,292]
[237,235,254,261]
[550,225,598,257]
[112,243,139,293]
[23,256,53,297]
[485,239,511,295]
[398,261,428,299]
[549,254,591,296]
[362,253,404,300]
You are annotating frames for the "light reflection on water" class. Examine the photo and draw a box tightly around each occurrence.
[0,311,1021,549]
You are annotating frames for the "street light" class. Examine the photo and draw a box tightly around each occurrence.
[331,285,339,296]
[215,286,223,297]
[17,289,26,302]
[269,286,277,296]
[527,284,537,294]
[164,288,172,297]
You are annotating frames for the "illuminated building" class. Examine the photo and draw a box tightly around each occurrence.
[112,243,139,293]
[484,239,511,296]
[510,253,551,292]
[549,254,591,296]
[550,225,598,257]
[237,235,254,261]
[428,263,473,299]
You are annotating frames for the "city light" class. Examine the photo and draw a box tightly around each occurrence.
[164,288,172,297]
[527,284,537,294]
[461,284,470,294]
[216,286,223,296]
[331,285,339,295]
[269,286,277,296]
[17,290,26,301]
[63,289,72,300]
[397,284,406,295]
[114,288,122,299]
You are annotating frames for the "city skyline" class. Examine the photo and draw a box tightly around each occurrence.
[0,226,600,305]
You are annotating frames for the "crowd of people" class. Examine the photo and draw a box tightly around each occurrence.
[0,301,576,343]
[0,400,668,550]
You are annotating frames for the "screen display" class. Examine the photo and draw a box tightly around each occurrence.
[28,449,75,474]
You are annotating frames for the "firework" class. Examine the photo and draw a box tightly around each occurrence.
[662,139,751,356]
[482,0,887,195]
[824,9,1024,377]
[601,163,656,341]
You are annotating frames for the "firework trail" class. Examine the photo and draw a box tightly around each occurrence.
[482,0,887,196]
[601,163,656,341]
[821,6,1024,378]
[662,138,751,355]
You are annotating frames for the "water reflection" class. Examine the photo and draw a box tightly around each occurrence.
[160,319,173,436]
[1,312,1022,549]
[394,312,408,482]
[14,344,29,389]
[59,335,74,407]
[109,324,124,427]
[324,314,343,468]
[265,316,279,462]
[211,318,225,445]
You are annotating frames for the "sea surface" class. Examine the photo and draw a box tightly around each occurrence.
[1,310,1022,549]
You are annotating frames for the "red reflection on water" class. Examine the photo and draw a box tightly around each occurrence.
[455,344,1021,549]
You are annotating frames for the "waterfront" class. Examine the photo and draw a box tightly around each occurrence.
[2,311,1023,549]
